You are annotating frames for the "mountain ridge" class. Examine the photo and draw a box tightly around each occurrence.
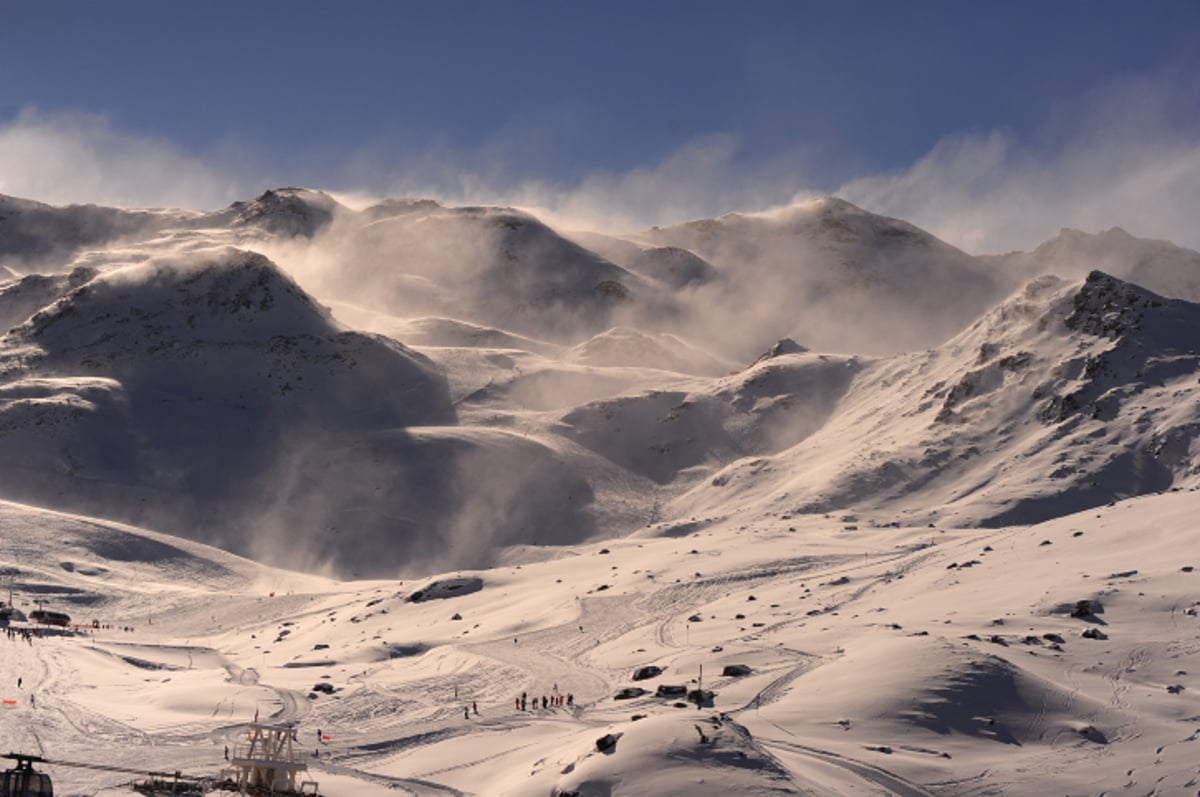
[0,189,1196,578]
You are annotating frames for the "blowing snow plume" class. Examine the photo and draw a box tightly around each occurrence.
[624,197,1006,360]
[268,201,665,346]
[0,246,464,576]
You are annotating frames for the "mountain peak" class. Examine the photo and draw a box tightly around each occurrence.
[20,248,336,351]
[229,187,344,237]
[1063,270,1166,339]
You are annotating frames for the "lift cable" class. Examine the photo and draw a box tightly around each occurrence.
[3,752,206,784]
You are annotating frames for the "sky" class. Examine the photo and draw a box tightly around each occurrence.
[1,0,1199,252]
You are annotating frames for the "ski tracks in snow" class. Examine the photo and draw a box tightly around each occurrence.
[756,735,936,797]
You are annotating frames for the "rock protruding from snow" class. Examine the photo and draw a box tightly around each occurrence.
[229,188,344,238]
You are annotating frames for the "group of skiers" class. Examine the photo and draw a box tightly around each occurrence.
[514,690,573,712]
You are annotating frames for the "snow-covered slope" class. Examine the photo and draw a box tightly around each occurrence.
[299,204,656,344]
[986,226,1200,302]
[0,248,460,575]
[0,193,203,272]
[0,187,1197,587]
[1,186,1199,795]
[633,197,1005,358]
[4,488,1200,796]
[678,271,1200,529]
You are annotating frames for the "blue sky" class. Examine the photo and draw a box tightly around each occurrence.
[2,1,1199,251]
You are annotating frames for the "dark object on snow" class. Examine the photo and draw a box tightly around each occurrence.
[614,687,647,700]
[311,682,335,694]
[2,754,54,797]
[1081,628,1108,640]
[687,614,703,622]
[722,664,752,677]
[1070,600,1093,618]
[595,733,619,753]
[632,665,663,681]
[656,684,688,698]
[688,689,715,706]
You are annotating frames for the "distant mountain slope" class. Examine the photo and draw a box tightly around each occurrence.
[634,197,1005,358]
[304,205,655,343]
[678,271,1200,527]
[0,193,201,272]
[985,226,1200,302]
[554,347,862,484]
[567,327,734,375]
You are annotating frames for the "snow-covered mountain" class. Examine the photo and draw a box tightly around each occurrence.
[985,225,1200,302]
[1,188,1198,579]
[1,187,1199,795]
[673,271,1200,529]
[629,197,1006,358]
[0,247,463,575]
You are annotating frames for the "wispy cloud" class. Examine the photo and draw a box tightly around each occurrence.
[0,108,253,210]
[838,71,1200,253]
[359,133,818,234]
[5,67,1200,255]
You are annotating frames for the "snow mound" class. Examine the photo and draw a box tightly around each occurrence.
[568,327,732,375]
[521,713,798,797]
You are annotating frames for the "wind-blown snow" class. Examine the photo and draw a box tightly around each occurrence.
[0,188,1197,794]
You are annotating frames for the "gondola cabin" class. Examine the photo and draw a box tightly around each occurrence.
[28,610,70,628]
[1,755,53,797]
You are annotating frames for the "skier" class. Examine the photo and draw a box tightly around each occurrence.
[472,701,478,715]
[464,706,470,720]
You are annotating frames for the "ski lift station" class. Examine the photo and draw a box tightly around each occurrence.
[228,722,317,795]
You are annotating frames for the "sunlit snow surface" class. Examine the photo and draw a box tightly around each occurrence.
[2,494,1200,795]
[0,189,1198,794]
